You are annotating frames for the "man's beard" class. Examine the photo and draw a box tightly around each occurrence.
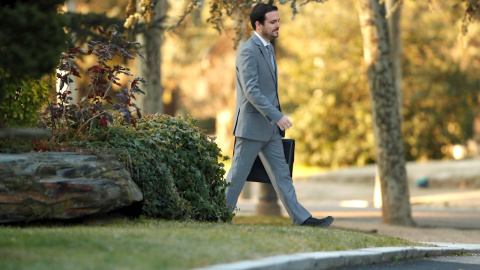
[263,28,279,40]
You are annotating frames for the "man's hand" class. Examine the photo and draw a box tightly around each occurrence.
[277,116,293,131]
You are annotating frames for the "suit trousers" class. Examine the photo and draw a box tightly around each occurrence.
[225,128,311,225]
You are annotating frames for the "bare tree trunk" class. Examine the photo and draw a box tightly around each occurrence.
[137,0,168,115]
[62,0,79,105]
[255,182,281,216]
[358,0,414,226]
[374,0,403,209]
[386,0,403,116]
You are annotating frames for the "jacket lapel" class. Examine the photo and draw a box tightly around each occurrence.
[252,34,276,84]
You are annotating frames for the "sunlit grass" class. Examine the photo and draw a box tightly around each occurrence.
[0,216,422,270]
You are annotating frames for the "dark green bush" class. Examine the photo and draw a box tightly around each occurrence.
[76,114,233,222]
[0,0,67,81]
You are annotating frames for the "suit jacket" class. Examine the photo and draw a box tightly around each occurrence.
[233,33,285,141]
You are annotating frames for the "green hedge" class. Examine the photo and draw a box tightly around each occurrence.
[78,114,233,222]
[0,77,52,127]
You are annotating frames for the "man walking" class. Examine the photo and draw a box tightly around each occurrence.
[225,3,334,227]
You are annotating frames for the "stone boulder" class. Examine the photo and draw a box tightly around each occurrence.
[0,152,143,223]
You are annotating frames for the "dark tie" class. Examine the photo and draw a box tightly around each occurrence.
[266,44,276,73]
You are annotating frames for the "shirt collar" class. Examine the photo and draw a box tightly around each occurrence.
[254,31,270,47]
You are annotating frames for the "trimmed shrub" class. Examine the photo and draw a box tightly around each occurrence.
[0,77,53,127]
[76,114,233,222]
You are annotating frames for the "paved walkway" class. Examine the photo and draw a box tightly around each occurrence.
[235,159,480,242]
[236,199,480,243]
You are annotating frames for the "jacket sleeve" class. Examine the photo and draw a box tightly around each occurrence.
[236,46,283,125]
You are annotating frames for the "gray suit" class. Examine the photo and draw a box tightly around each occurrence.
[225,33,311,225]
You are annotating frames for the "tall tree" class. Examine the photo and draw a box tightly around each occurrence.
[386,0,403,113]
[357,0,414,225]
[134,0,168,114]
[373,0,403,209]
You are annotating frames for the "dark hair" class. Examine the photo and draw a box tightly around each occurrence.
[250,3,278,30]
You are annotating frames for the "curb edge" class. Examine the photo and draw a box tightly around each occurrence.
[194,242,480,270]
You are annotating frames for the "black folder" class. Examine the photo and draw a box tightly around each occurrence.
[246,139,295,183]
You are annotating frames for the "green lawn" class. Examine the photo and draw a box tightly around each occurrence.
[0,216,421,270]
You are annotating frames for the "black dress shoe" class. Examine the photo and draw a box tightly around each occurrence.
[301,216,334,228]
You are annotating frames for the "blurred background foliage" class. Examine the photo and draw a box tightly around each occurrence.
[276,0,480,167]
[277,1,375,167]
[2,0,479,168]
[0,0,67,83]
[400,1,480,162]
[160,0,480,168]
